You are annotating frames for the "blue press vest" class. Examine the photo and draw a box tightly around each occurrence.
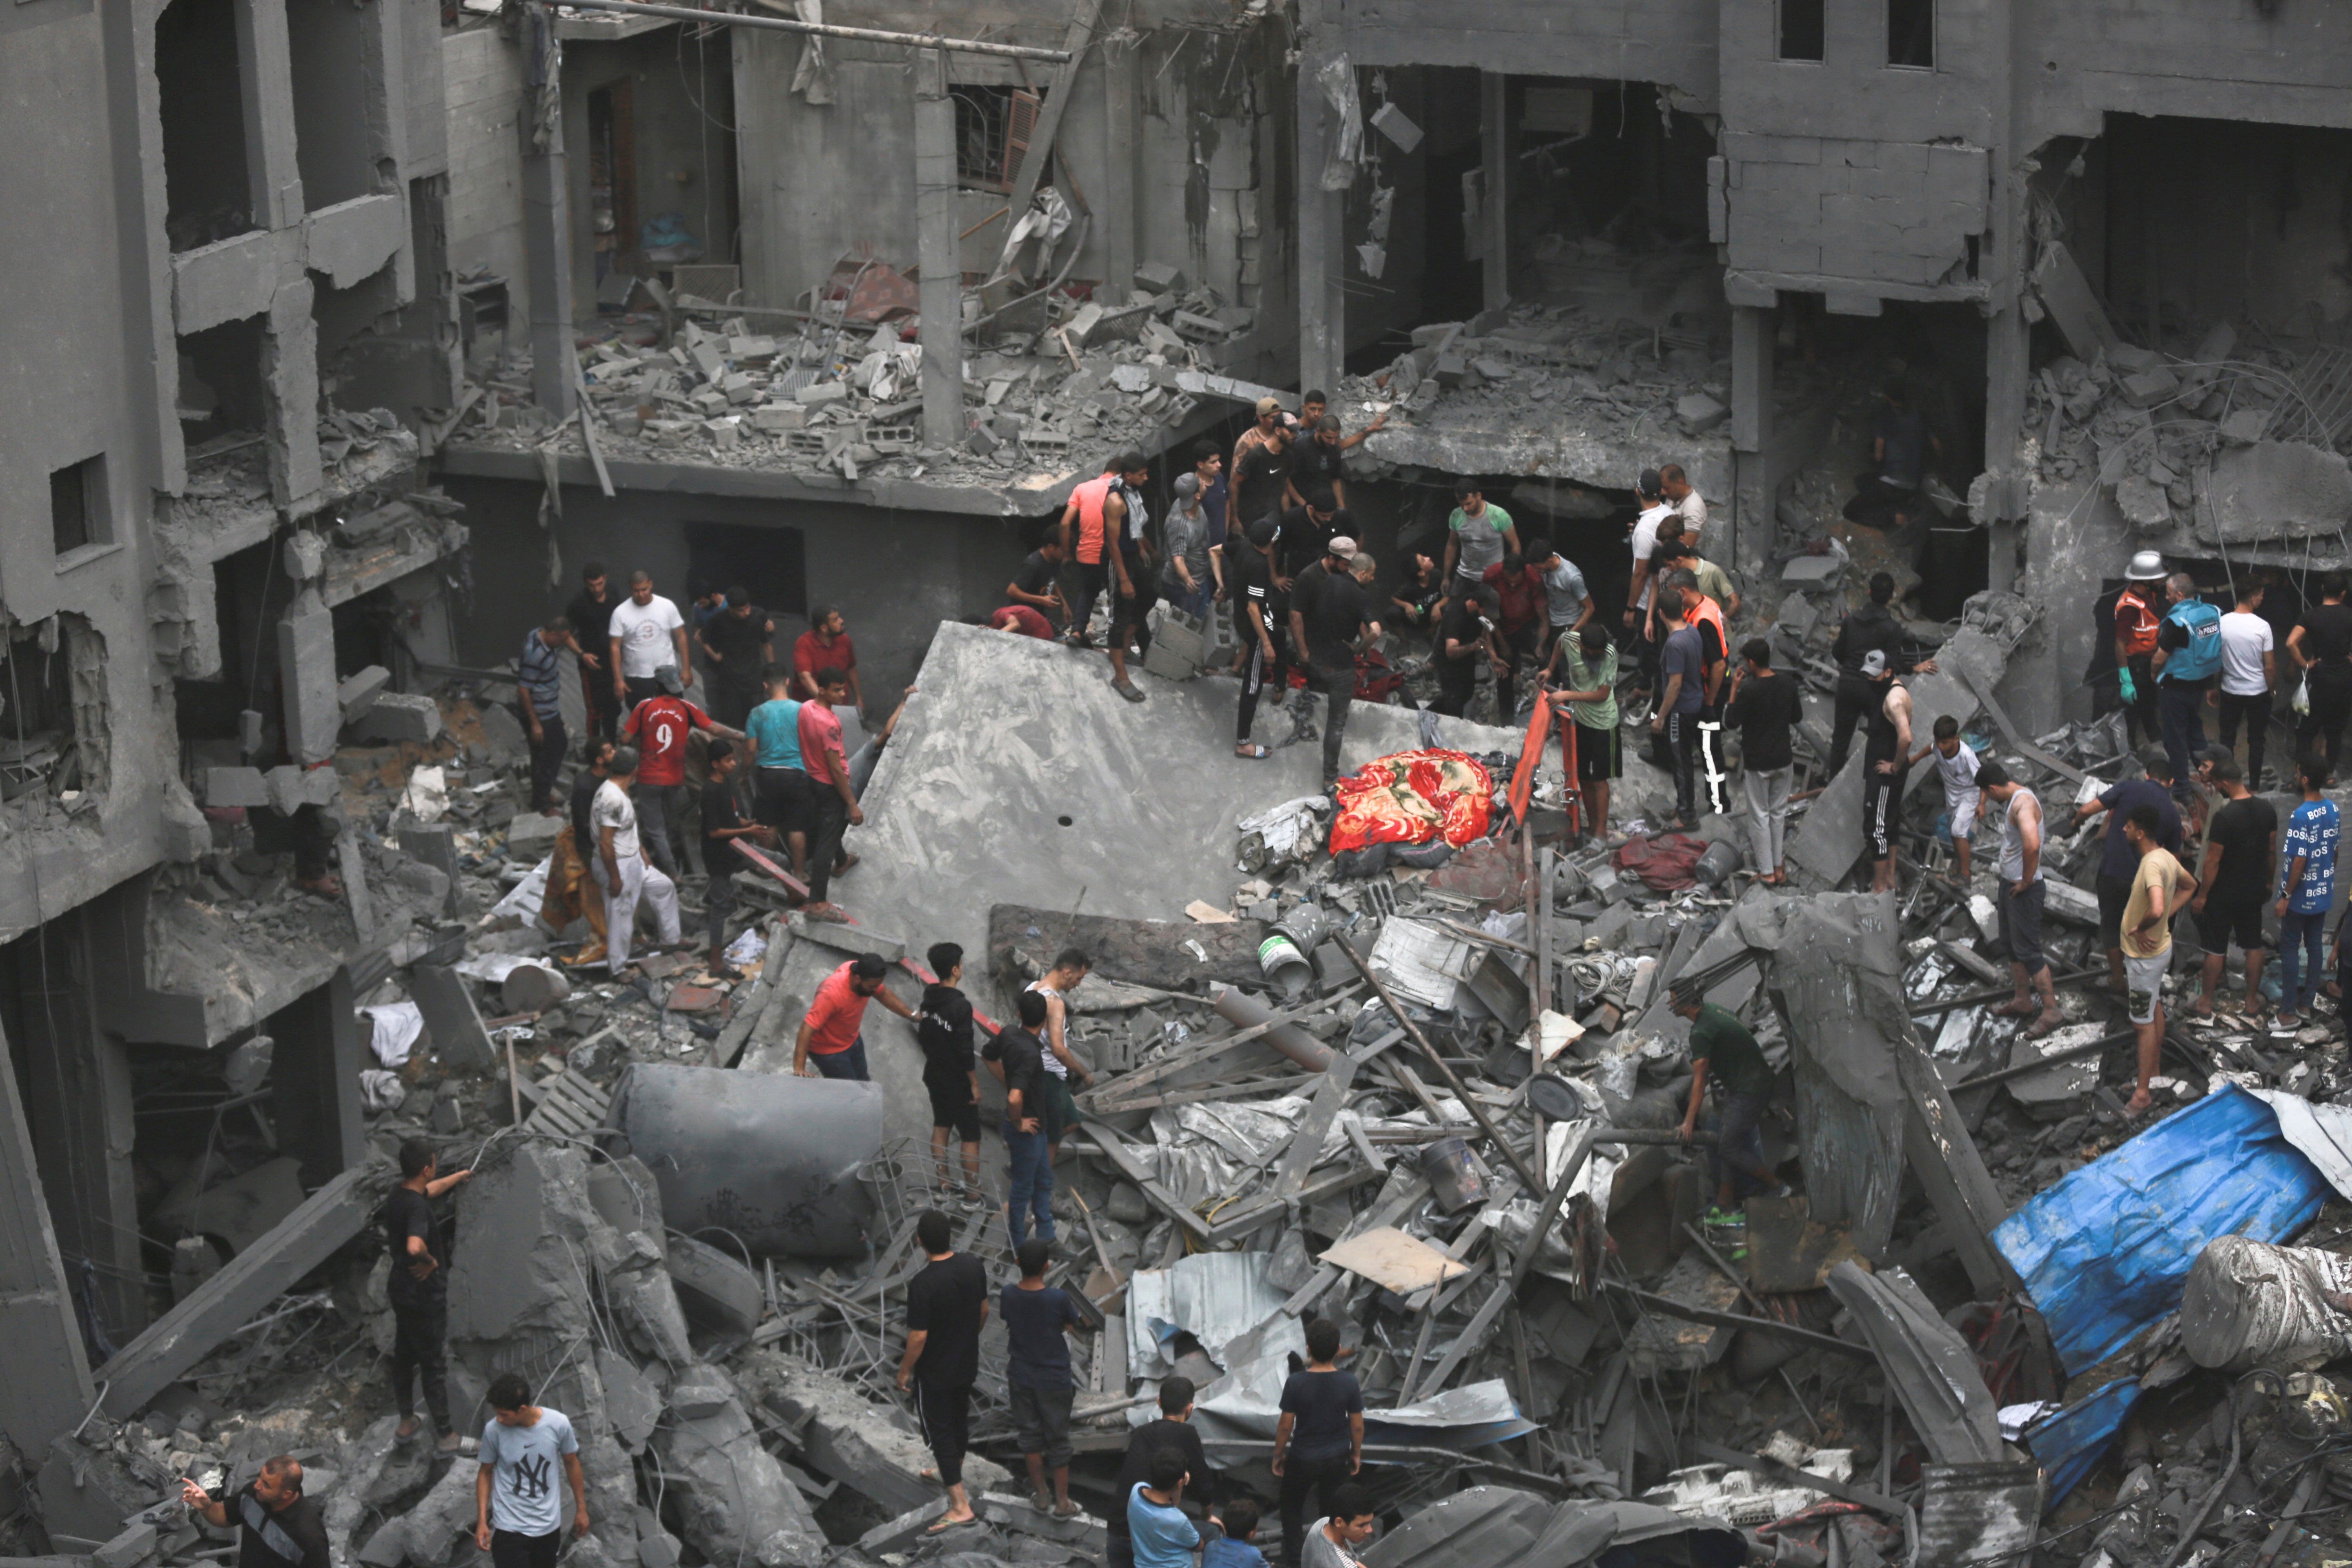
[2161,599,2223,683]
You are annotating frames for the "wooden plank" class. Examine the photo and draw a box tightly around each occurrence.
[1404,1276,1513,1402]
[99,1165,383,1417]
[1270,1051,1361,1197]
[1085,985,1361,1108]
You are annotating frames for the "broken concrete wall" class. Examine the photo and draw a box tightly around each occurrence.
[1310,0,1719,104]
[2025,4,2352,138]
[436,473,1038,701]
[443,27,533,335]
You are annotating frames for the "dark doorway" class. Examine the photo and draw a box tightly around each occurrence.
[685,521,808,624]
[587,80,637,302]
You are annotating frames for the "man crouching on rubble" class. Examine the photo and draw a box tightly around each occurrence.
[182,1455,327,1568]
[1670,980,1784,1222]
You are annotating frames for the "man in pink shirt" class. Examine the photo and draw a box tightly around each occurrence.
[798,666,861,920]
[794,953,916,1080]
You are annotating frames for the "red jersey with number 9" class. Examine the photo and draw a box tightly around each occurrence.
[621,695,712,785]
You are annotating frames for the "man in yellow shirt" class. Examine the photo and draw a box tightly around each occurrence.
[2119,802,2198,1117]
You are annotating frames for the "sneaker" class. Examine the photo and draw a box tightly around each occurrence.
[1702,1207,1744,1228]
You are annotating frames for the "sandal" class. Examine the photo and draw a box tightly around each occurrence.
[1991,998,2038,1018]
[1235,744,1270,760]
[1114,679,1147,704]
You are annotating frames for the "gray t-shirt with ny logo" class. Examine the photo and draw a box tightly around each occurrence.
[478,1408,578,1536]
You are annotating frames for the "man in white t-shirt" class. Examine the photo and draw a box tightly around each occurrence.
[1661,463,1707,539]
[590,746,681,973]
[1909,714,1983,881]
[1623,468,1674,701]
[607,571,690,708]
[2217,580,2278,788]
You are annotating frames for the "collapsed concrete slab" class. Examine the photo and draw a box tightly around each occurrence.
[2196,440,2352,543]
[655,1367,826,1568]
[744,1352,1009,1515]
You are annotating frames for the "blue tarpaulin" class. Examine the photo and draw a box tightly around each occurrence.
[1992,1085,2332,1374]
[2027,1379,2143,1502]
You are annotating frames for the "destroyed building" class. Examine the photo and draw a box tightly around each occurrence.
[17,4,2352,1568]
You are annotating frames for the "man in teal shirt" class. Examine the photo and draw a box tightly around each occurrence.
[1670,980,1783,1221]
[744,664,810,886]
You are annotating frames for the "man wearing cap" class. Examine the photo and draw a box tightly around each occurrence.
[620,666,747,879]
[1861,650,1914,893]
[2113,552,2167,751]
[2072,750,2185,994]
[1290,537,1382,784]
[1161,473,1214,621]
[1232,396,1287,479]
[794,953,919,1082]
[2152,572,2223,803]
[1231,517,1286,760]
[1829,572,1938,776]
[1232,405,1296,532]
[1670,983,1781,1222]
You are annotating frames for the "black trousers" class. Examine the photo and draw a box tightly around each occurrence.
[805,788,849,903]
[1435,657,1477,718]
[584,666,623,744]
[1278,1454,1353,1568]
[1496,624,1541,721]
[2301,666,2352,769]
[490,1530,558,1568]
[914,1381,973,1487]
[1310,661,1355,780]
[2218,690,2273,785]
[1829,672,1876,776]
[710,676,762,730]
[1665,709,1700,821]
[519,706,567,811]
[390,1293,450,1432]
[2120,654,2159,749]
[1238,633,1289,744]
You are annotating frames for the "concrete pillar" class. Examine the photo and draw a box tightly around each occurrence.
[1980,0,2026,596]
[15,922,147,1345]
[1728,302,1775,588]
[1296,61,1343,397]
[521,57,577,420]
[277,589,340,766]
[0,1016,96,1456]
[1103,40,1138,304]
[1479,72,1509,313]
[233,0,304,227]
[269,968,367,1191]
[913,50,964,454]
[263,276,323,507]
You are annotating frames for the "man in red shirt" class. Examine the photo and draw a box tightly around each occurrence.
[991,605,1056,639]
[793,607,865,718]
[794,953,917,1080]
[620,666,747,878]
[1481,551,1546,721]
[797,666,861,921]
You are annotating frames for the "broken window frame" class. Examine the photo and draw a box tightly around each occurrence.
[951,84,1043,194]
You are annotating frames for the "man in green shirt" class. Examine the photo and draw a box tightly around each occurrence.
[1670,980,1783,1221]
[1546,625,1620,842]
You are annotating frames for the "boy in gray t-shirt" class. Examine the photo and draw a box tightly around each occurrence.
[473,1374,586,1568]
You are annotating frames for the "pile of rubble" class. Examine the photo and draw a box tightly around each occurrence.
[33,588,2352,1568]
[450,256,1281,486]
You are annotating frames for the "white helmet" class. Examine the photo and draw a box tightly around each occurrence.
[2126,550,2166,581]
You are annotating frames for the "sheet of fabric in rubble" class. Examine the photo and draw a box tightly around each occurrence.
[1126,1251,1306,1379]
[1181,1350,1534,1451]
[1991,1084,2335,1374]
[2025,1377,2141,1503]
[1738,892,1911,1261]
[1237,795,1332,861]
[1328,749,1492,854]
[1612,832,1708,892]
[1824,1261,2002,1464]
[1146,1096,1348,1212]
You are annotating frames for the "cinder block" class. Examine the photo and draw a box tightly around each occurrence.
[409,963,497,1073]
[751,403,806,432]
[338,665,391,718]
[345,691,444,744]
[202,767,272,808]
[507,810,564,857]
[1133,260,1188,294]
[786,913,906,963]
[264,764,339,815]
[400,822,471,918]
[1677,393,1728,434]
[2120,368,2180,409]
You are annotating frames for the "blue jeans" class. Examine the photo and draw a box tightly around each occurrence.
[2280,910,2328,1018]
[2158,681,2206,803]
[1003,1118,1054,1244]
[813,1036,869,1081]
[1166,579,1212,621]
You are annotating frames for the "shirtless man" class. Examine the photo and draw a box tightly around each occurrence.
[1860,651,1913,893]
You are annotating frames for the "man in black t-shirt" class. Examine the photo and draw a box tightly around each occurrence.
[1278,502,1343,582]
[2192,754,2277,1018]
[1232,425,1294,534]
[899,1209,989,1534]
[2292,572,2352,769]
[565,560,623,744]
[1007,528,1071,631]
[379,1140,473,1450]
[698,746,773,978]
[1288,538,1381,784]
[183,1456,329,1568]
[696,590,774,728]
[1723,639,1802,886]
[1286,417,1349,513]
[915,942,981,1192]
[1435,587,1504,719]
[1273,1318,1363,1568]
[1106,1377,1214,1568]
